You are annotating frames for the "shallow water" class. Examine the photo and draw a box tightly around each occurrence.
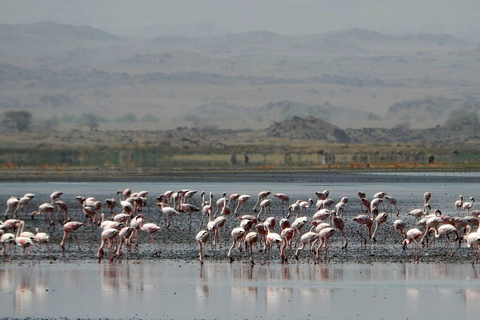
[1,261,480,319]
[2,172,480,319]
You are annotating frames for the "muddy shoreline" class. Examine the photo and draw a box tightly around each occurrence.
[1,171,479,266]
[2,168,480,183]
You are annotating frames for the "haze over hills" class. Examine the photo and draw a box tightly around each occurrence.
[1,21,479,132]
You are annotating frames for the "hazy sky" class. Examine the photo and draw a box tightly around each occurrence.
[1,0,479,40]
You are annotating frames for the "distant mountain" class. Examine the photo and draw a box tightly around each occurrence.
[134,22,225,38]
[149,27,472,54]
[385,97,464,121]
[0,21,120,41]
[188,100,367,130]
[265,116,351,143]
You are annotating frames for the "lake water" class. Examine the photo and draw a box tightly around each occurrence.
[1,172,480,319]
[1,261,480,319]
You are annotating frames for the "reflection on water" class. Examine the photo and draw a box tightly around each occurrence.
[1,261,480,319]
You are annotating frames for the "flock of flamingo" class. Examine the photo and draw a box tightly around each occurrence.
[1,187,480,266]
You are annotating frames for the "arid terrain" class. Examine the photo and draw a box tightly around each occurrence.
[1,22,480,133]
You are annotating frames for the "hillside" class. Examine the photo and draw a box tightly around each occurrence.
[0,22,479,132]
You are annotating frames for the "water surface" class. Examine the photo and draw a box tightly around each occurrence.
[1,261,479,319]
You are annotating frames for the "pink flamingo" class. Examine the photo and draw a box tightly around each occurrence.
[317,227,336,261]
[402,228,423,261]
[55,200,71,224]
[352,214,373,245]
[35,227,50,253]
[256,198,272,221]
[31,202,55,225]
[97,227,119,262]
[273,193,290,213]
[195,229,209,264]
[244,231,259,265]
[140,220,161,254]
[227,226,246,262]
[393,219,406,241]
[116,226,134,259]
[60,221,84,251]
[264,218,283,263]
[104,198,117,219]
[253,191,271,212]
[295,231,320,263]
[371,211,389,242]
[234,194,250,216]
[15,235,35,265]
[50,191,63,204]
[332,213,348,249]
[4,197,19,219]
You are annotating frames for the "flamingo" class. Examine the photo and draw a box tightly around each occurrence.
[200,192,214,227]
[35,227,50,253]
[317,227,336,260]
[0,220,21,258]
[179,201,200,232]
[104,198,117,219]
[55,200,71,224]
[335,197,348,218]
[117,188,131,201]
[99,213,124,230]
[299,198,314,215]
[244,231,259,265]
[462,197,475,213]
[312,209,332,222]
[287,200,301,219]
[316,198,334,211]
[371,211,389,242]
[183,190,197,203]
[295,231,320,263]
[384,195,400,216]
[97,227,119,261]
[227,226,246,262]
[291,216,309,245]
[315,190,329,200]
[140,220,161,254]
[369,198,383,216]
[256,198,272,221]
[116,226,134,258]
[50,191,63,204]
[454,195,464,212]
[207,215,226,248]
[402,228,423,261]
[234,194,250,216]
[113,212,130,223]
[15,235,35,265]
[273,193,290,213]
[280,226,295,261]
[195,229,209,264]
[1,231,16,258]
[31,203,55,225]
[431,224,460,248]
[156,202,179,229]
[264,217,283,263]
[464,231,480,265]
[424,192,432,204]
[60,221,84,251]
[352,214,373,245]
[393,219,406,241]
[4,197,19,219]
[332,213,348,249]
[408,204,431,222]
[130,214,144,248]
[18,193,35,213]
[253,191,271,212]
